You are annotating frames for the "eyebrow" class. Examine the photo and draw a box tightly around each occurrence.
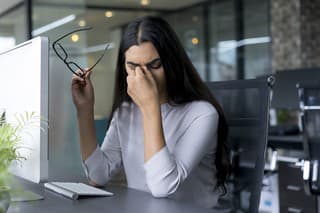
[126,58,161,67]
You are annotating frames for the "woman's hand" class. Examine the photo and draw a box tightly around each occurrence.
[71,69,95,111]
[126,67,159,112]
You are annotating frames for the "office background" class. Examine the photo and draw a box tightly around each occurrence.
[0,0,272,117]
[0,0,272,182]
[1,0,320,212]
[1,0,319,115]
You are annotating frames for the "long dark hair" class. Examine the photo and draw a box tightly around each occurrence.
[109,16,230,193]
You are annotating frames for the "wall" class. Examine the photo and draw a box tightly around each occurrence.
[271,0,320,71]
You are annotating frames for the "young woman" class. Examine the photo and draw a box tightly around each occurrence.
[71,16,229,208]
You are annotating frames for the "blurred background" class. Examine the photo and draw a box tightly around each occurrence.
[0,0,272,119]
[1,1,320,212]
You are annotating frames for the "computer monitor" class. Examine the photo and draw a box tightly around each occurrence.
[0,37,49,183]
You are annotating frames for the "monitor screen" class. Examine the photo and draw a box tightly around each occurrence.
[0,37,49,183]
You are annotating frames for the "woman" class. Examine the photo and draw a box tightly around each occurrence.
[72,16,229,208]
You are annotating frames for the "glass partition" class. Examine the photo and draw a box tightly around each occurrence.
[33,0,88,181]
[209,0,237,81]
[0,5,27,52]
[243,0,271,79]
[165,6,206,79]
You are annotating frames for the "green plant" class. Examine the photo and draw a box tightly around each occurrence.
[0,112,42,188]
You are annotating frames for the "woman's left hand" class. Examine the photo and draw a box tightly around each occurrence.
[126,66,159,112]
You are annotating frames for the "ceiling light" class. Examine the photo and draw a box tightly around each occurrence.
[71,34,79,42]
[141,0,150,6]
[192,37,199,45]
[105,11,113,18]
[78,20,86,27]
[192,16,199,22]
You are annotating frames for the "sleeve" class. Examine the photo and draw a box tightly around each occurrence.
[143,112,219,198]
[82,111,122,186]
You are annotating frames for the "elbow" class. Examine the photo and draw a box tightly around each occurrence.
[87,176,108,187]
[88,179,106,188]
[148,180,180,198]
[150,187,174,198]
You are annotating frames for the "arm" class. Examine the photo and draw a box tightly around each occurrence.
[82,111,122,186]
[71,69,122,186]
[143,112,219,197]
[71,69,98,161]
[126,66,166,162]
[141,102,166,162]
[125,66,218,197]
[77,109,98,161]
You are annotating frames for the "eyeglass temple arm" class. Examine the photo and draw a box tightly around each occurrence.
[52,27,92,45]
[87,43,110,71]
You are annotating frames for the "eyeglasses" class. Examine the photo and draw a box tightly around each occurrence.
[52,27,109,78]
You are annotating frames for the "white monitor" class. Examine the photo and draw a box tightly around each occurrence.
[0,37,49,183]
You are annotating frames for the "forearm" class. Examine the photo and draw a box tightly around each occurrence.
[141,103,166,162]
[77,108,98,161]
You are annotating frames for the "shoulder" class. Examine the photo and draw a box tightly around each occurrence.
[113,101,136,119]
[168,101,219,130]
[180,100,218,118]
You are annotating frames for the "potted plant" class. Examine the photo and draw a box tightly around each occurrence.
[0,110,42,212]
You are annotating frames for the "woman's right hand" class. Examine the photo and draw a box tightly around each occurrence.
[71,69,95,111]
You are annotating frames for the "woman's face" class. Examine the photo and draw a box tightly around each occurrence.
[124,42,167,101]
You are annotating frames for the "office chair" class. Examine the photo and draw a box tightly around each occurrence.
[206,76,274,212]
[297,81,320,195]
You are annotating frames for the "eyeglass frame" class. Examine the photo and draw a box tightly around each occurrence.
[52,27,109,78]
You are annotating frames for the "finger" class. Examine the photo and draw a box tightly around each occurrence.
[135,66,145,76]
[128,69,136,77]
[76,69,85,77]
[126,75,134,85]
[126,76,132,95]
[83,67,90,74]
[72,73,87,87]
[126,66,136,76]
[72,74,85,82]
[142,67,155,83]
[72,79,86,88]
[85,69,92,79]
[144,67,153,78]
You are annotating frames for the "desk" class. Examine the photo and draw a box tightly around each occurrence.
[8,177,219,213]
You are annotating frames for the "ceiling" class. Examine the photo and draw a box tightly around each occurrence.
[0,0,205,45]
[34,0,205,10]
[0,0,207,29]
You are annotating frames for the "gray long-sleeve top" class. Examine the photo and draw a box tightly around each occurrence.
[82,100,220,208]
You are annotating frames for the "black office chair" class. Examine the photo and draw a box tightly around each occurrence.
[206,76,274,212]
[297,81,320,195]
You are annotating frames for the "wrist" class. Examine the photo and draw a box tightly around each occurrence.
[77,107,94,118]
[141,100,160,117]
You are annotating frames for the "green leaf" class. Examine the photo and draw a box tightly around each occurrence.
[0,111,48,187]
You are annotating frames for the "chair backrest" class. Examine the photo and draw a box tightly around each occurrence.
[297,81,320,195]
[206,77,273,212]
